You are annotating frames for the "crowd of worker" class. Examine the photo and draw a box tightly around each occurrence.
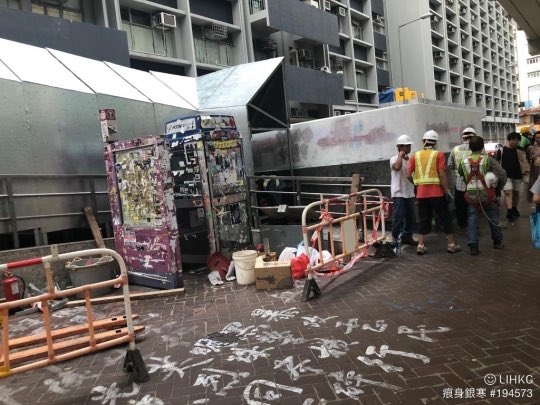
[390,126,540,256]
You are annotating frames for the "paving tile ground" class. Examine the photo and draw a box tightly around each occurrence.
[1,201,539,404]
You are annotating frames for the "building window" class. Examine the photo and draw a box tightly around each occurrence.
[248,0,265,14]
[30,0,83,22]
[527,57,540,65]
[528,71,540,79]
[356,69,367,89]
[193,25,234,67]
[121,7,176,58]
[529,84,540,93]
[375,51,388,70]
[351,22,363,40]
[372,13,385,34]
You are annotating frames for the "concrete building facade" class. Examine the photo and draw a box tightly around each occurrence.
[0,0,518,133]
[386,0,518,139]
[516,29,540,108]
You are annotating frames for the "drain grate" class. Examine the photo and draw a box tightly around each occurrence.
[204,332,240,345]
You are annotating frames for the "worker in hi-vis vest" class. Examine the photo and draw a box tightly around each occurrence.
[407,130,462,255]
[447,127,479,229]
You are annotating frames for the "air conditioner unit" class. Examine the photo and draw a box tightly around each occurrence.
[334,111,342,116]
[450,58,458,65]
[323,0,331,11]
[464,63,470,69]
[432,16,440,22]
[152,12,176,29]
[320,66,331,73]
[374,16,384,24]
[452,88,460,94]
[298,48,313,60]
[338,7,346,17]
[434,51,444,58]
[448,26,456,33]
[334,57,344,68]
[476,94,483,100]
[205,23,228,40]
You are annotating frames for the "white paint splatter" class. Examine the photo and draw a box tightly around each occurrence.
[327,370,401,400]
[90,382,140,405]
[310,339,358,359]
[128,394,164,405]
[356,356,404,373]
[194,368,250,396]
[397,325,450,342]
[273,356,323,381]
[0,386,25,405]
[301,315,338,328]
[335,318,359,334]
[243,380,303,404]
[251,307,300,322]
[147,356,213,380]
[362,320,388,333]
[255,330,306,345]
[365,345,430,364]
[44,366,99,394]
[227,346,273,363]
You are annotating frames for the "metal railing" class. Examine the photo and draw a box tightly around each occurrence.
[0,174,110,250]
[248,0,266,14]
[247,175,391,228]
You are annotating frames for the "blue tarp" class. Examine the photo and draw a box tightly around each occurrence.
[379,88,395,104]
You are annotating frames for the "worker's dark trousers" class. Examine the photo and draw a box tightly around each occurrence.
[454,189,468,228]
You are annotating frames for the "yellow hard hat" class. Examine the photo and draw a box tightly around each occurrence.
[520,127,530,134]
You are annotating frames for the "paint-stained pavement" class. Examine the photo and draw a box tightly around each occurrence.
[1,204,540,405]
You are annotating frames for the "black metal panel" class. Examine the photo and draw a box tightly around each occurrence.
[284,65,344,105]
[377,68,390,87]
[371,0,385,15]
[268,0,340,47]
[374,32,387,52]
[0,8,129,66]
[189,0,233,24]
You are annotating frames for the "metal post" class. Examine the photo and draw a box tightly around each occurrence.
[89,178,98,219]
[5,179,19,249]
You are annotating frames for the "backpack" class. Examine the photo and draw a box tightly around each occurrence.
[463,157,496,207]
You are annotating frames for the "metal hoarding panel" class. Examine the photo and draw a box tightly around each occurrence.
[106,62,195,110]
[13,83,105,233]
[96,95,157,140]
[0,60,19,81]
[251,130,292,173]
[151,71,199,109]
[154,104,198,135]
[105,136,182,289]
[197,58,284,109]
[252,103,483,171]
[48,49,149,102]
[0,39,92,94]
[199,107,254,176]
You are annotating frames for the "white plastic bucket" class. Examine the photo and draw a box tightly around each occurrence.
[232,250,257,285]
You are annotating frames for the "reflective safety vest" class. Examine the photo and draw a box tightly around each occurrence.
[413,149,440,185]
[460,154,488,191]
[452,145,471,176]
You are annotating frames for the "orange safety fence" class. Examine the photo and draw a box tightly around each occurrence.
[300,189,390,301]
[0,247,148,381]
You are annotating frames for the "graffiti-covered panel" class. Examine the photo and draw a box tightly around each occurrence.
[166,115,250,263]
[252,102,484,172]
[104,136,182,289]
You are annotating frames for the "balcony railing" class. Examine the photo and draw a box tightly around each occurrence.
[123,23,175,57]
[194,37,234,66]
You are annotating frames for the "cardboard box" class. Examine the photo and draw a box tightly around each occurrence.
[255,260,292,290]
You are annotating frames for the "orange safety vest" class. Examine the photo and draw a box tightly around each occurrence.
[413,149,441,185]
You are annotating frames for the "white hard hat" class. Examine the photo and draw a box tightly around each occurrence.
[423,130,439,142]
[396,134,413,145]
[462,127,476,136]
[485,172,498,188]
